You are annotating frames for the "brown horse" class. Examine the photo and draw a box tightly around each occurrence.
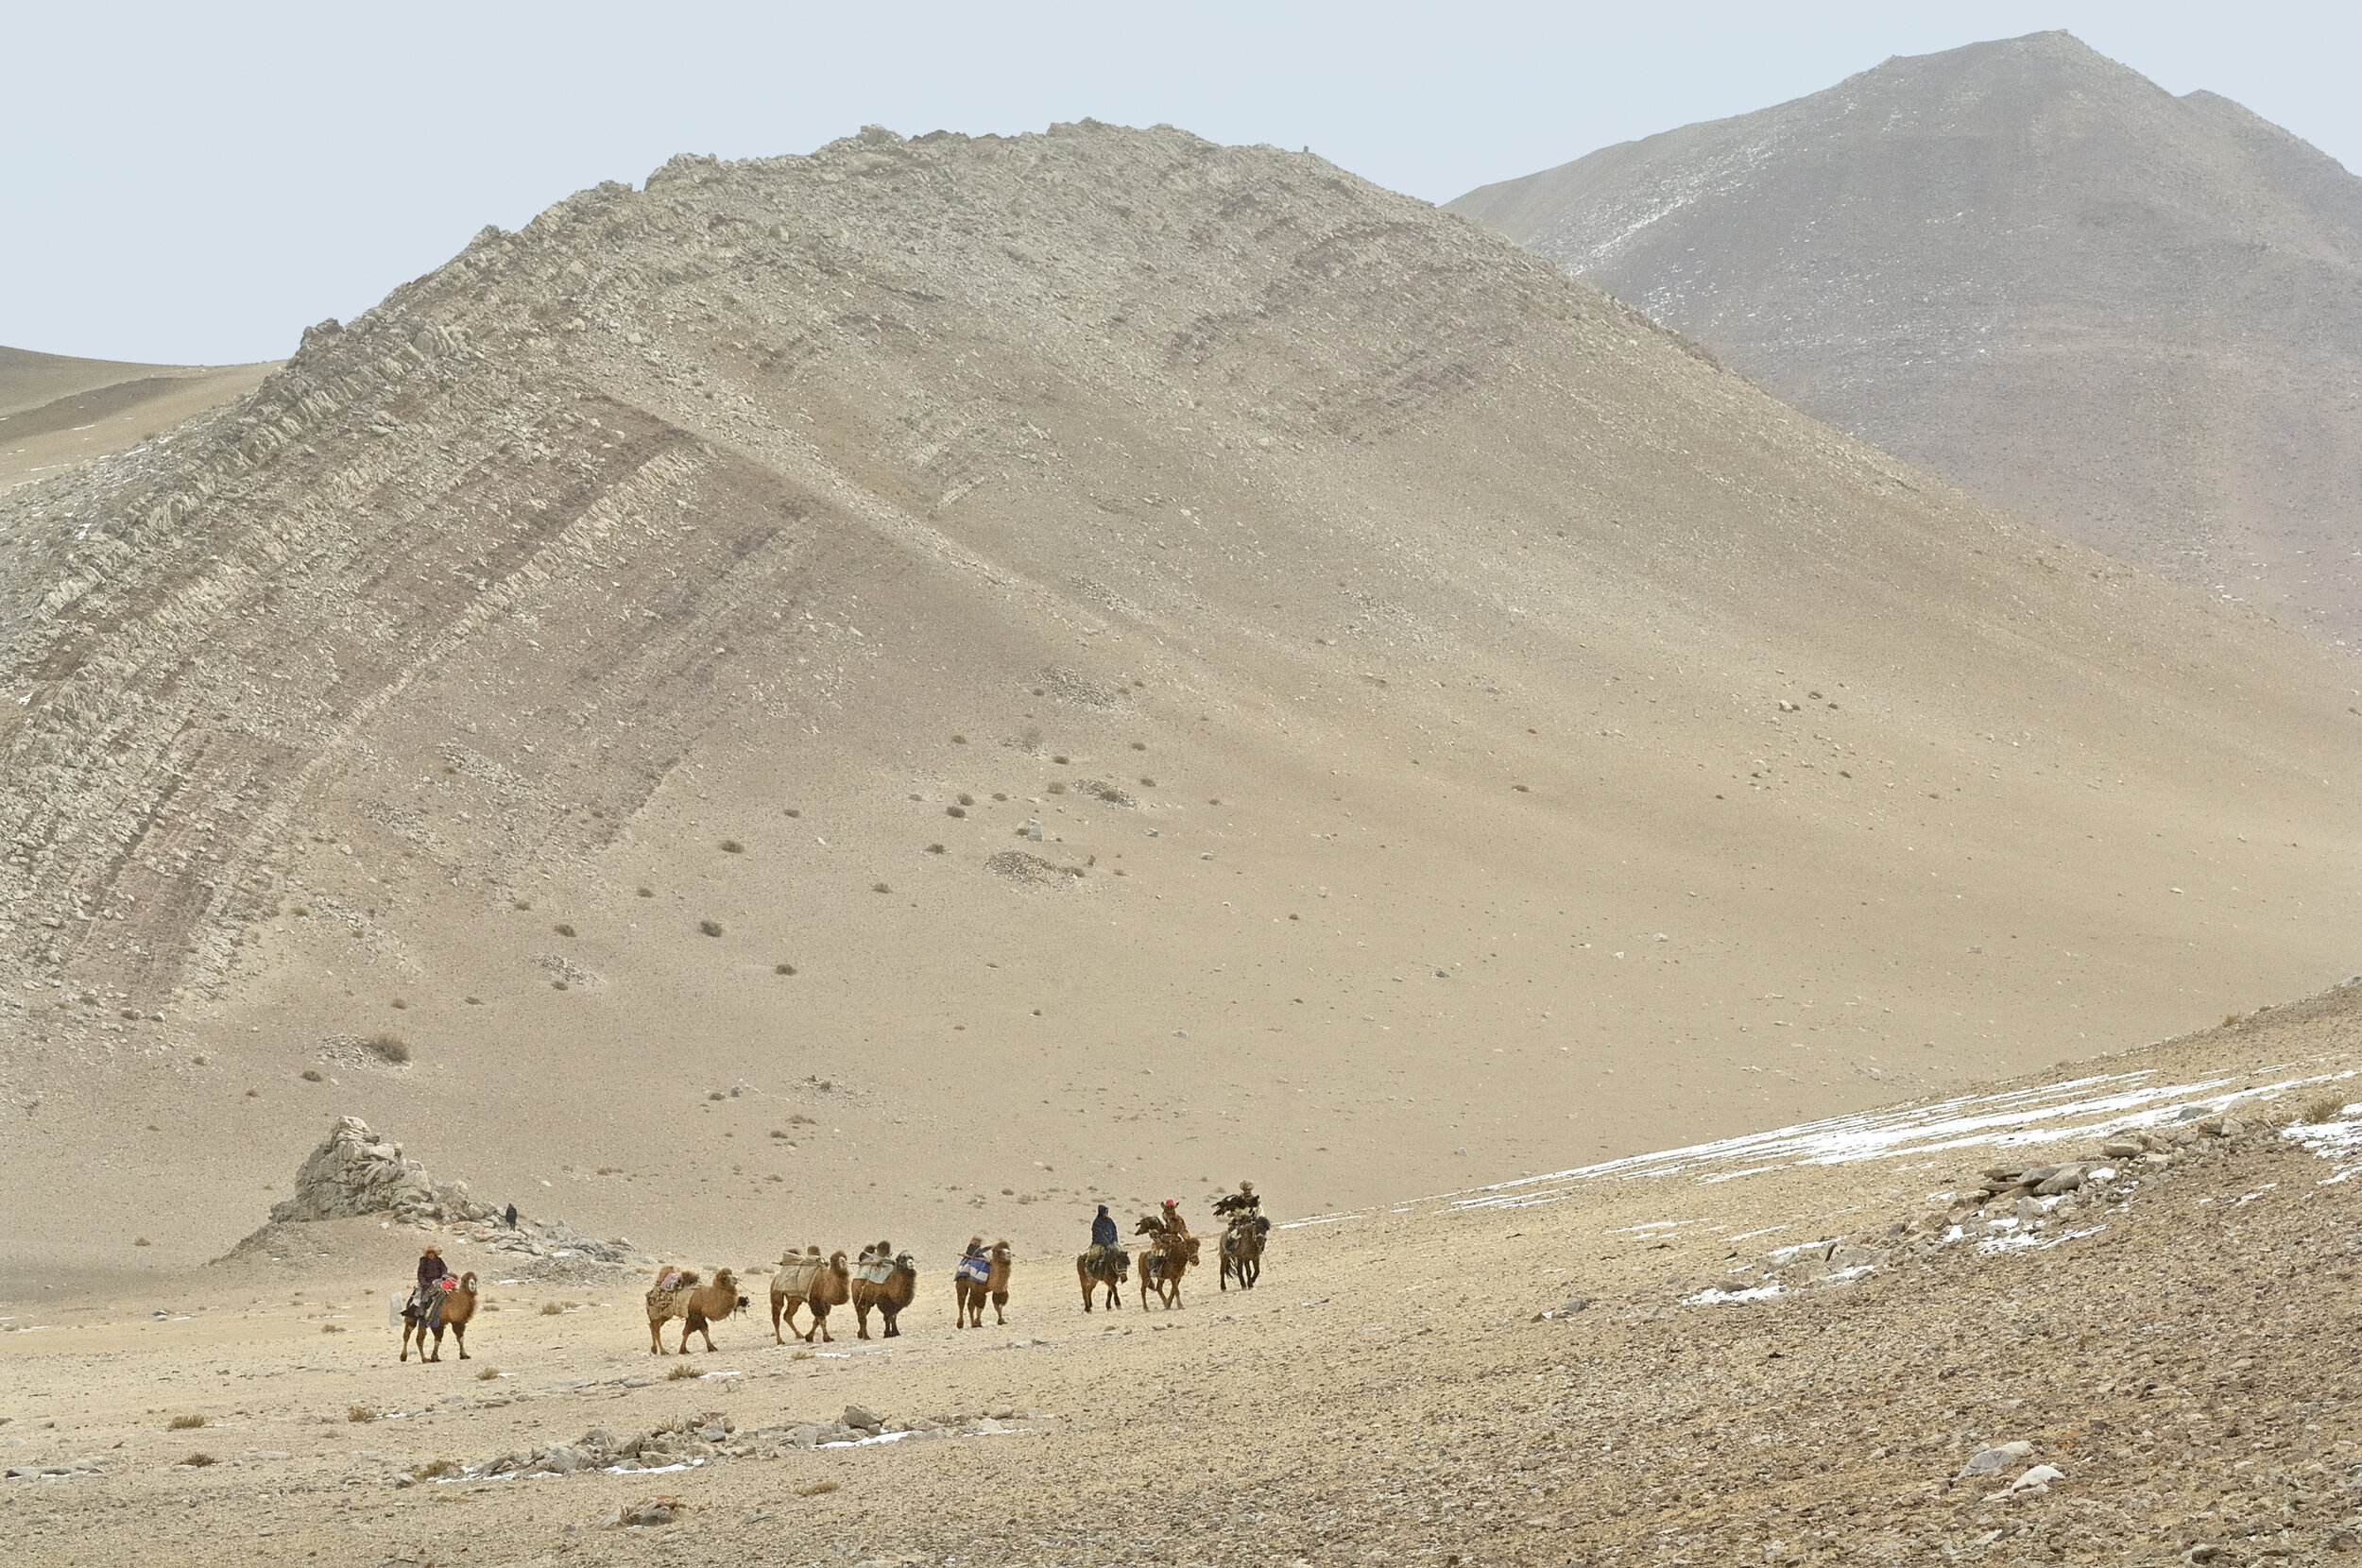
[1220,1216,1269,1290]
[401,1271,478,1362]
[644,1267,745,1355]
[849,1245,917,1339]
[771,1248,850,1344]
[1075,1246,1129,1311]
[954,1240,1013,1328]
[1139,1234,1200,1310]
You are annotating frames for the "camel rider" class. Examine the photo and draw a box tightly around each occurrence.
[1089,1203,1118,1265]
[415,1245,452,1331]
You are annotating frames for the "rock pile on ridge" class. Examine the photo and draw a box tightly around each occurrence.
[267,1115,472,1225]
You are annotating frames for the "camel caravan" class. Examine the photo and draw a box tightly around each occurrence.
[395,1185,1269,1361]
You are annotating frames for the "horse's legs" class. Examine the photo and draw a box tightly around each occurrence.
[453,1322,469,1360]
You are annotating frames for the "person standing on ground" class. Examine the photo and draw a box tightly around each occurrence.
[504,1202,518,1229]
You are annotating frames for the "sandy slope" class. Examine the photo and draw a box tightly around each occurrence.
[0,347,274,490]
[7,983,2362,1566]
[1,124,2358,1285]
[1449,31,2362,647]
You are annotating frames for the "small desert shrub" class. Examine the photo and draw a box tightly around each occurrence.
[465,996,482,1006]
[475,1366,499,1381]
[300,1068,323,1082]
[180,1452,216,1468]
[191,1054,206,1065]
[512,899,531,911]
[348,1405,378,1423]
[770,1129,790,1139]
[321,1322,345,1334]
[927,844,946,855]
[246,1088,261,1099]
[1131,741,1148,751]
[539,1302,565,1316]
[945,805,966,818]
[2300,1094,2349,1125]
[720,840,744,854]
[1046,782,1066,794]
[134,1236,152,1246]
[637,887,654,898]
[708,1090,726,1101]
[791,1349,813,1361]
[166,1413,206,1430]
[951,734,967,744]
[389,997,408,1011]
[412,1458,460,1480]
[783,808,801,818]
[667,1362,704,1381]
[872,882,892,894]
[699,919,724,937]
[775,963,796,976]
[957,793,974,806]
[1052,754,1070,764]
[1138,776,1155,787]
[554,923,575,937]
[796,1479,839,1496]
[363,1034,410,1065]
[992,792,1008,802]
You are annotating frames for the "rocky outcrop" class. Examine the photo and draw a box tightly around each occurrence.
[268,1115,489,1226]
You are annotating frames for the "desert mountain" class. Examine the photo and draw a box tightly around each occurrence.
[0,346,275,492]
[1449,31,2362,645]
[2,123,2358,1279]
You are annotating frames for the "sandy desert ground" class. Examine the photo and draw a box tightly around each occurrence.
[0,346,274,491]
[8,980,2362,1566]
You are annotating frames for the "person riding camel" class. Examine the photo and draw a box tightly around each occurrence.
[1088,1202,1119,1267]
[415,1245,453,1332]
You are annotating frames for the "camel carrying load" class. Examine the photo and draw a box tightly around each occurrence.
[770,1248,850,1344]
[645,1267,747,1355]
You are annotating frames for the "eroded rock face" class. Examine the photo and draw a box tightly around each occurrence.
[267,1115,479,1224]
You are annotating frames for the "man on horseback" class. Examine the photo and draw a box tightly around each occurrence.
[1088,1202,1119,1267]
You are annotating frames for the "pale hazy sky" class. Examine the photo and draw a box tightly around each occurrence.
[7,1,2356,365]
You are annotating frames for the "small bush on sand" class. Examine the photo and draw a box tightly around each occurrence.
[667,1362,704,1381]
[348,1405,377,1423]
[872,882,892,894]
[637,887,654,898]
[796,1479,838,1496]
[555,923,575,937]
[300,1069,323,1082]
[775,963,796,976]
[180,1452,216,1468]
[412,1458,460,1480]
[2300,1094,2350,1125]
[321,1322,344,1334]
[363,1034,410,1065]
[166,1414,206,1431]
[720,840,744,854]
[475,1366,499,1381]
[699,919,723,937]
[539,1302,565,1316]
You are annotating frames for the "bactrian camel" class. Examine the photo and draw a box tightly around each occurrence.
[849,1244,917,1339]
[953,1239,1013,1328]
[644,1267,745,1355]
[770,1248,850,1344]
[401,1271,477,1362]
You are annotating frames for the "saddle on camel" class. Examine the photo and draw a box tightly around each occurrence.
[770,1246,850,1344]
[644,1265,747,1355]
[849,1242,917,1339]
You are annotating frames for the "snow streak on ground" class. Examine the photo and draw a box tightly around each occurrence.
[1285,1065,2355,1231]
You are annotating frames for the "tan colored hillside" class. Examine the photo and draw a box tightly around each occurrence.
[1450,31,2362,648]
[0,346,275,490]
[1,123,2358,1287]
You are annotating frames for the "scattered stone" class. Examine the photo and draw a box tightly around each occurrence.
[1959,1440,2033,1478]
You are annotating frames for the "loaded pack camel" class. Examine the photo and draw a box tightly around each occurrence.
[400,1271,477,1362]
[644,1266,746,1355]
[953,1239,1013,1328]
[849,1243,917,1339]
[1075,1244,1129,1311]
[770,1247,850,1344]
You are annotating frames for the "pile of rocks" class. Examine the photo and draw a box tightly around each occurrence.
[267,1116,492,1227]
[446,1214,632,1265]
[476,1413,741,1478]
[775,1404,1023,1450]
[1690,1109,2251,1301]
